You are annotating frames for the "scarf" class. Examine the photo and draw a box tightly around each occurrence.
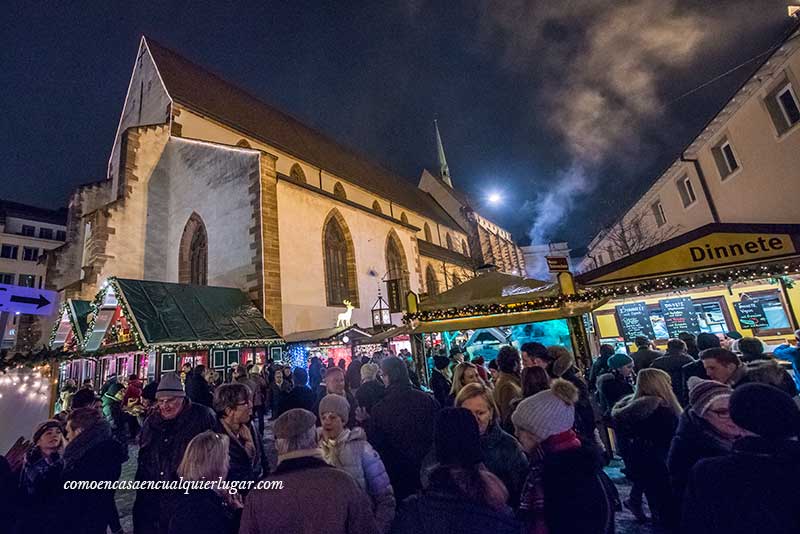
[63,419,113,471]
[542,429,582,454]
[222,419,256,463]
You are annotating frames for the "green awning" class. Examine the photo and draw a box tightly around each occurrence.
[114,278,281,349]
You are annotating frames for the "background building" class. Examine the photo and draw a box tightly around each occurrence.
[522,242,572,280]
[0,200,67,350]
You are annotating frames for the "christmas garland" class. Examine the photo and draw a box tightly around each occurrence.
[405,261,800,323]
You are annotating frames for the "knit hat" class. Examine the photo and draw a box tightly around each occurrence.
[274,408,317,440]
[730,383,800,439]
[608,353,633,370]
[687,376,731,417]
[319,394,350,422]
[433,356,450,370]
[360,362,379,381]
[33,420,63,444]
[434,407,483,466]
[511,379,578,441]
[155,372,185,399]
[105,382,125,400]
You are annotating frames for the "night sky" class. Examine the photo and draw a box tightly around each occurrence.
[2,1,792,252]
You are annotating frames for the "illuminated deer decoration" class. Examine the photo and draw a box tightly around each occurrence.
[336,300,355,327]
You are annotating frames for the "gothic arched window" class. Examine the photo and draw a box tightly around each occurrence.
[446,233,454,250]
[462,239,469,256]
[425,265,439,297]
[290,163,307,184]
[323,211,358,307]
[179,213,208,285]
[236,139,252,148]
[400,212,409,225]
[424,223,432,242]
[372,200,383,214]
[333,182,347,200]
[386,231,409,306]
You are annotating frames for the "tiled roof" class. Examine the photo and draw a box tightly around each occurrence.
[145,38,462,230]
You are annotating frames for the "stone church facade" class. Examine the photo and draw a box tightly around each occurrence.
[48,37,512,337]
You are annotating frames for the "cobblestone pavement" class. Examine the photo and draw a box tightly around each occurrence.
[115,426,663,533]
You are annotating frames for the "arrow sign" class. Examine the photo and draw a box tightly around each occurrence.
[0,284,58,316]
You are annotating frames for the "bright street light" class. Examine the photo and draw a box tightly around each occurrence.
[488,192,502,205]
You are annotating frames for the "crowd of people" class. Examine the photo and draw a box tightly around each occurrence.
[1,333,799,533]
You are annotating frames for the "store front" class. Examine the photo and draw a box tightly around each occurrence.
[283,325,373,369]
[577,223,800,351]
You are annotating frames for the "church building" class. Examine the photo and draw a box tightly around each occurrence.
[48,37,520,339]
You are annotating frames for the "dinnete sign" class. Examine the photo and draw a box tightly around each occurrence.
[579,224,800,286]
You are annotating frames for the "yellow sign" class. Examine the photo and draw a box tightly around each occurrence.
[592,232,797,284]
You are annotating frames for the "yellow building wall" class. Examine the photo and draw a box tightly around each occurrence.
[593,277,799,347]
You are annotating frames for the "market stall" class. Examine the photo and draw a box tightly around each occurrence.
[49,298,95,385]
[283,325,375,369]
[576,223,800,351]
[404,269,609,383]
[72,277,282,383]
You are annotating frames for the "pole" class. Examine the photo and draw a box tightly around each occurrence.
[411,332,429,387]
[779,276,799,330]
[557,271,592,371]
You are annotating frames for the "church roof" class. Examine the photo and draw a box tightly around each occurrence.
[145,38,462,231]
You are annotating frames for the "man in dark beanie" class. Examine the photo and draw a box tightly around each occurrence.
[681,383,800,534]
[368,357,440,501]
[391,407,521,534]
[132,372,216,534]
[430,355,452,407]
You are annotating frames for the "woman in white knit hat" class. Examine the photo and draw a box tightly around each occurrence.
[512,379,614,534]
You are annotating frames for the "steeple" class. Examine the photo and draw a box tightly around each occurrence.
[434,120,453,187]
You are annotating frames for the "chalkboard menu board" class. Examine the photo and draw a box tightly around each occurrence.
[616,302,655,341]
[659,297,700,338]
[734,301,769,329]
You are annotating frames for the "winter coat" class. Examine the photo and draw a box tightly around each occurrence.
[561,370,599,443]
[124,378,143,406]
[595,372,633,418]
[588,353,612,392]
[773,343,800,390]
[102,393,130,460]
[681,437,800,534]
[493,372,522,431]
[248,373,268,407]
[480,422,529,508]
[184,371,213,408]
[320,427,396,533]
[667,410,733,502]
[523,444,613,534]
[239,453,378,534]
[737,358,798,397]
[651,350,695,405]
[168,489,239,534]
[390,471,523,534]
[355,379,386,415]
[214,419,267,488]
[17,447,63,533]
[368,383,440,501]
[59,419,127,534]
[611,395,679,524]
[277,384,316,416]
[1,455,19,534]
[429,369,452,408]
[346,360,364,392]
[133,399,216,534]
[632,347,662,373]
[681,359,708,387]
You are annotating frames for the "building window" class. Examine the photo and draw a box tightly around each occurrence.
[424,223,432,242]
[22,247,39,262]
[289,163,307,184]
[400,212,408,225]
[765,79,800,134]
[0,273,14,285]
[607,247,616,262]
[39,228,53,240]
[712,138,740,179]
[386,232,409,308]
[56,230,66,241]
[18,274,36,288]
[178,213,208,285]
[1,244,18,259]
[446,233,454,251]
[462,239,469,256]
[425,265,439,297]
[372,201,383,214]
[235,139,252,148]
[333,182,347,200]
[323,213,358,307]
[20,225,35,237]
[677,176,697,208]
[651,201,667,227]
[452,273,462,287]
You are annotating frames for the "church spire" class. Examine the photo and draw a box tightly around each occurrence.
[434,119,452,187]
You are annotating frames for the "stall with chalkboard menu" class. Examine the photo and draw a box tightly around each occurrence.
[578,223,800,350]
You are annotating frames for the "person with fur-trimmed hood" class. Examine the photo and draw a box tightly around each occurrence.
[318,394,395,533]
[513,379,614,534]
[611,368,681,527]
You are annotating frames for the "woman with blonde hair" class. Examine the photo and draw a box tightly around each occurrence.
[449,362,484,402]
[611,368,681,526]
[169,430,242,534]
[455,383,528,507]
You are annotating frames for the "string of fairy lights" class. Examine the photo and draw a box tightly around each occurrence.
[0,365,53,401]
[405,261,800,323]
